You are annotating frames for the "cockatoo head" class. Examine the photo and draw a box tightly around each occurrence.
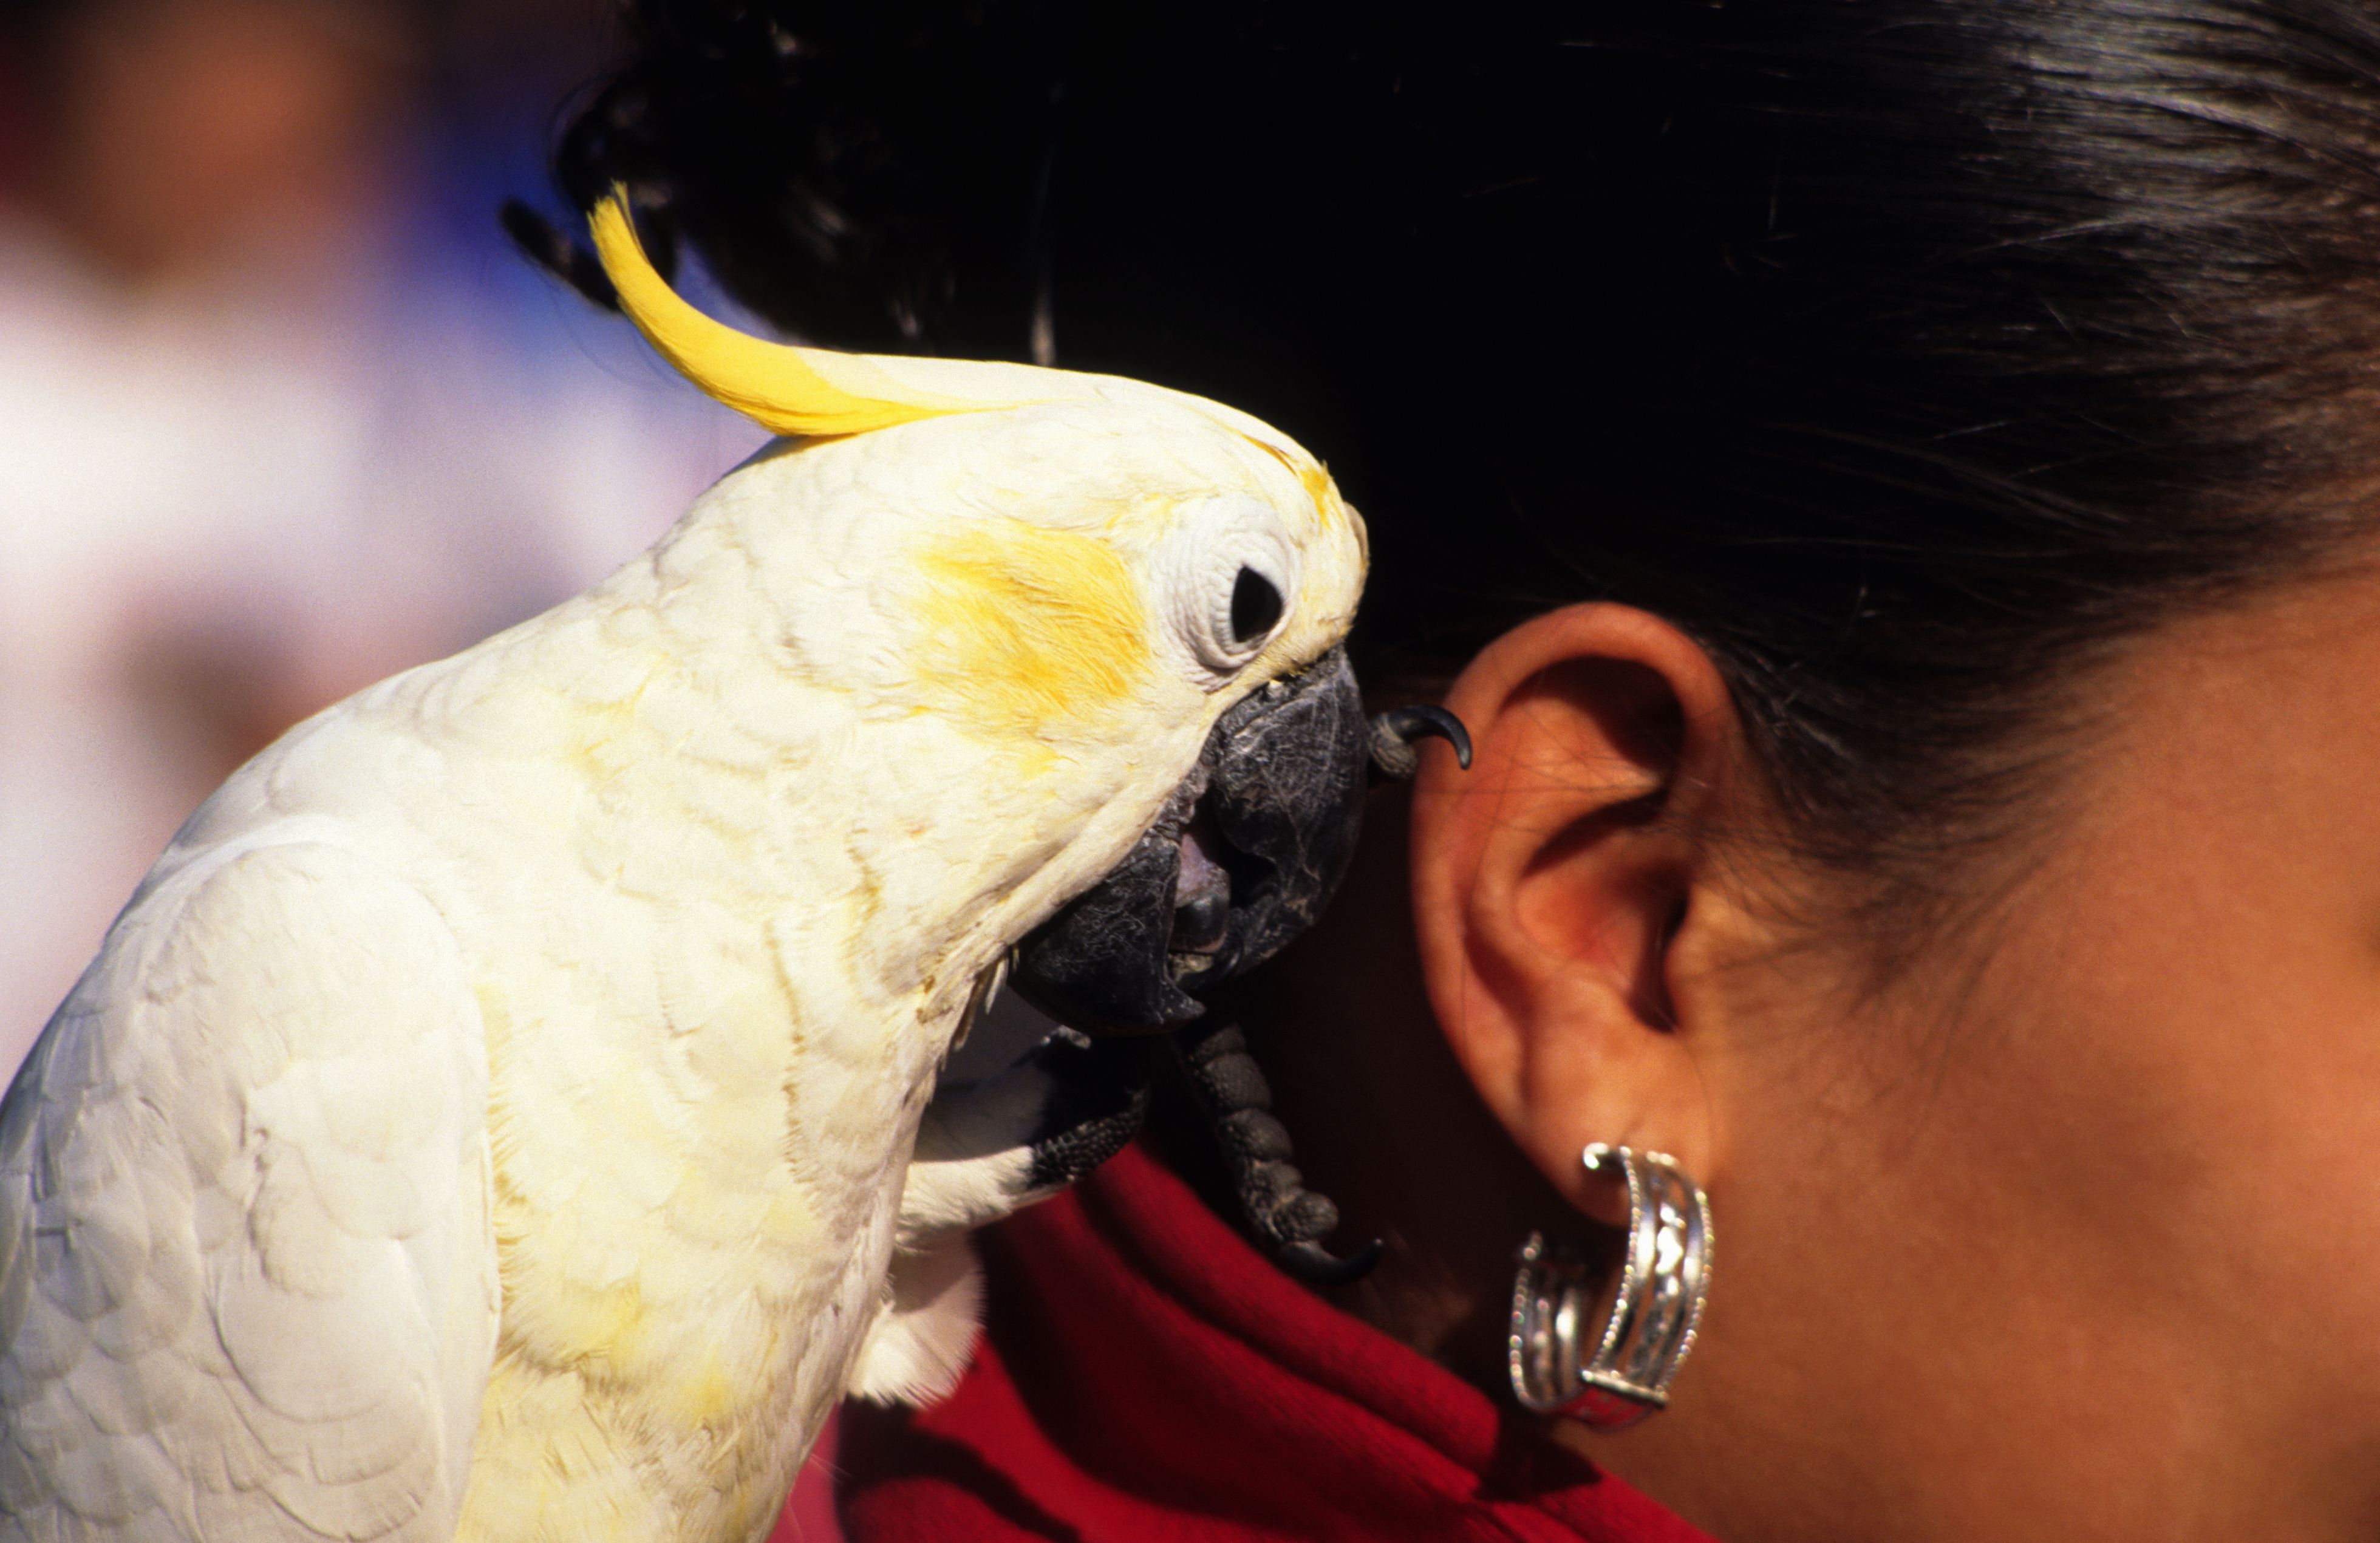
[592,194,1463,1034]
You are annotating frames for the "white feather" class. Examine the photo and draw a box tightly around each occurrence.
[847,1237,984,1409]
[0,842,497,1543]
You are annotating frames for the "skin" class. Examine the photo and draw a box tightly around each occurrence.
[26,0,411,284]
[1244,565,2380,1542]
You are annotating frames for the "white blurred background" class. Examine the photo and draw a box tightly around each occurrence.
[0,0,767,1074]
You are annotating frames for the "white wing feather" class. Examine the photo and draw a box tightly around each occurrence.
[0,841,499,1543]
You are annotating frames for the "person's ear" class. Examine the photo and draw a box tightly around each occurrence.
[1408,604,1756,1221]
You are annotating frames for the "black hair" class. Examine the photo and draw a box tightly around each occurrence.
[519,0,2380,900]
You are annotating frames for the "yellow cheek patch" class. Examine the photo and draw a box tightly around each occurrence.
[907,522,1151,735]
[1301,464,1339,523]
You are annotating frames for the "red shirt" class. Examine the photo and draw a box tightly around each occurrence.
[834,1142,1715,1542]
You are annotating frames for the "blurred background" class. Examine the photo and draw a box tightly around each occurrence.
[0,0,768,1074]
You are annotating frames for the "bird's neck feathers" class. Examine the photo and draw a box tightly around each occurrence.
[428,457,1194,1040]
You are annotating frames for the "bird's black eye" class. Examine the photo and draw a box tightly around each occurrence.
[1230,567,1284,645]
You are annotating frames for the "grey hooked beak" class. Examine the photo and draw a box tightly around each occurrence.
[1011,648,1471,1035]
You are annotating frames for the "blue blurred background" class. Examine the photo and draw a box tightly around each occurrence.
[0,0,768,1074]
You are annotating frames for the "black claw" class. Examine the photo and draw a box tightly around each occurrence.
[1174,1019,1381,1286]
[1277,1237,1388,1287]
[1368,704,1473,782]
[1023,1034,1152,1192]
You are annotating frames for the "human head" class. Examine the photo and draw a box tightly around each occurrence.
[0,0,418,278]
[539,0,2380,911]
[534,2,2380,1535]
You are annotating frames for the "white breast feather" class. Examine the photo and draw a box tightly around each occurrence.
[0,842,498,1543]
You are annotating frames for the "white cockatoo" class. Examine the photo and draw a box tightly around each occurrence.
[0,191,1464,1543]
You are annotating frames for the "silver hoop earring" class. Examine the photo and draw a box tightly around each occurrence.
[1507,1143,1713,1430]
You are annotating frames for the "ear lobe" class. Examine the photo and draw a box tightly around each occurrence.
[1410,605,1744,1216]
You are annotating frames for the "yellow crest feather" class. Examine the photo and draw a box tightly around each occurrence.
[590,190,1065,437]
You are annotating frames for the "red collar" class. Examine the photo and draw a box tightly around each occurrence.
[835,1141,1715,1543]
